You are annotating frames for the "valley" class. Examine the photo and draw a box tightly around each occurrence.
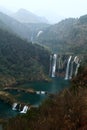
[0,8,86,130]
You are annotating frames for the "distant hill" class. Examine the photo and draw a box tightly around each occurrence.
[0,12,32,41]
[0,29,50,87]
[0,12,49,42]
[1,10,87,55]
[0,6,12,15]
[11,9,48,24]
[37,15,87,54]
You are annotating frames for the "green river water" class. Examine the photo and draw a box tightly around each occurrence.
[0,78,69,119]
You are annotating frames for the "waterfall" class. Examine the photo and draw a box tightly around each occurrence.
[74,56,77,63]
[36,30,43,37]
[20,105,29,114]
[36,91,40,94]
[36,91,46,94]
[69,56,80,78]
[12,103,17,110]
[51,54,57,77]
[74,56,80,76]
[65,56,72,80]
[12,103,29,113]
[69,61,74,79]
[75,63,80,76]
[74,56,79,64]
[58,57,61,69]
[41,91,45,94]
[69,56,77,79]
[49,55,52,76]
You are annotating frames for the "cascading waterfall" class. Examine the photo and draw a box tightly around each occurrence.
[51,54,57,77]
[68,56,80,79]
[69,56,77,79]
[36,91,46,94]
[74,56,80,76]
[49,54,80,79]
[49,55,52,76]
[65,56,72,80]
[75,63,80,76]
[12,103,17,110]
[36,91,40,94]
[12,103,29,114]
[20,105,29,113]
[74,56,77,63]
[40,91,46,94]
[58,57,61,69]
[69,61,74,79]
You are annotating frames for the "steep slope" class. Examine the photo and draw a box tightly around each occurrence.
[11,9,48,23]
[37,15,87,54]
[0,29,50,87]
[0,12,32,41]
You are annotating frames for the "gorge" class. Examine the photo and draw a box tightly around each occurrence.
[0,10,86,130]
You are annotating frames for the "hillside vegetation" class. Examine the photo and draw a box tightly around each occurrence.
[0,12,87,130]
[37,15,87,54]
[0,29,50,87]
[4,66,87,130]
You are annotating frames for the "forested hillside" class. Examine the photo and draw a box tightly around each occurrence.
[37,15,87,54]
[0,29,50,87]
[0,8,87,130]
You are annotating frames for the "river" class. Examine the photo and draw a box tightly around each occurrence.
[0,77,69,119]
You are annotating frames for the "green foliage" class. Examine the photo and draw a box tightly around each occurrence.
[0,29,50,87]
[37,17,87,54]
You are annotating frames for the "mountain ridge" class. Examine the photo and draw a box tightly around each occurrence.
[0,12,50,42]
[11,8,48,24]
[37,15,87,54]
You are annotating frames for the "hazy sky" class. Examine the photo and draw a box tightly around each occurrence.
[0,0,87,22]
